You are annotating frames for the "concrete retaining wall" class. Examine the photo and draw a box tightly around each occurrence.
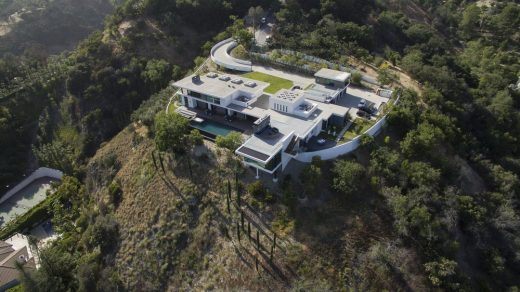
[0,167,63,204]
[294,116,387,162]
[293,93,400,162]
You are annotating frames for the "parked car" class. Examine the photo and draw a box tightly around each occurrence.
[356,110,370,119]
[360,105,376,115]
[357,99,366,108]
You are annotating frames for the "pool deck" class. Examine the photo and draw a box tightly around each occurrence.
[181,106,255,135]
[0,177,57,227]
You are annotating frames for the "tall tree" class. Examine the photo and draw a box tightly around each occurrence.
[154,112,190,154]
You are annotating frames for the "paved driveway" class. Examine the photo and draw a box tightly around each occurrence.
[337,86,389,113]
[255,23,273,45]
[306,136,337,151]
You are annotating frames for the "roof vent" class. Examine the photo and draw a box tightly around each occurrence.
[192,75,201,83]
[206,72,218,78]
[231,78,243,84]
[219,75,231,81]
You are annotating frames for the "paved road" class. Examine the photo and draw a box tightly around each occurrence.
[255,23,273,45]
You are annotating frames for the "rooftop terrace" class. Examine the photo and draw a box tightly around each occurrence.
[314,68,352,83]
[172,73,270,99]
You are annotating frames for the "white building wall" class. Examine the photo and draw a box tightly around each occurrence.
[294,116,387,162]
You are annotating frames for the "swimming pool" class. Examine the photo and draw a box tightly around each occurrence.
[190,120,239,137]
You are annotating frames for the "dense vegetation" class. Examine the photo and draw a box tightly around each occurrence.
[1,0,519,291]
[271,0,520,290]
[0,0,116,56]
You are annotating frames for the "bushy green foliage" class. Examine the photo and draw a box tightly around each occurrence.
[33,141,77,175]
[424,258,458,287]
[332,160,365,196]
[247,180,265,199]
[351,72,363,86]
[154,112,190,154]
[81,214,118,252]
[21,244,79,291]
[188,129,204,146]
[215,131,243,151]
[108,181,123,206]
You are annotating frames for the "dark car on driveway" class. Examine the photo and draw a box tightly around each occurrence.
[360,105,376,115]
[356,109,371,119]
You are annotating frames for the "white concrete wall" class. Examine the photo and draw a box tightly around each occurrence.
[0,167,63,204]
[294,116,387,162]
[210,38,252,72]
[294,93,401,163]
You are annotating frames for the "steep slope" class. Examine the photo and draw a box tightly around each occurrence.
[84,123,429,291]
[0,0,116,56]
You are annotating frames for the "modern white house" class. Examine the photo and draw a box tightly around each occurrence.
[172,70,351,178]
[303,68,351,103]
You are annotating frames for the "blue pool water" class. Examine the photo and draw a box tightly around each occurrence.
[190,120,238,137]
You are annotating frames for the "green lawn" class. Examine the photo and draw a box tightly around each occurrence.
[242,72,294,94]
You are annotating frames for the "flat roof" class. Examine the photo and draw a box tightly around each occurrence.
[238,120,294,161]
[304,83,342,102]
[236,146,271,162]
[172,73,270,99]
[272,89,304,103]
[230,95,347,137]
[314,68,351,83]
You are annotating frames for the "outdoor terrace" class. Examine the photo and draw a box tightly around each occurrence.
[177,105,254,135]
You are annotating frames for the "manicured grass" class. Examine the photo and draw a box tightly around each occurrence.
[242,72,294,94]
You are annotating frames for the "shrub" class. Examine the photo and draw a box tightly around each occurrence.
[247,180,265,199]
[360,133,375,148]
[215,131,243,151]
[81,214,118,252]
[188,129,204,146]
[351,72,363,86]
[332,160,365,195]
[108,181,122,206]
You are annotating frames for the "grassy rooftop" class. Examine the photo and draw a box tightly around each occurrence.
[242,71,293,94]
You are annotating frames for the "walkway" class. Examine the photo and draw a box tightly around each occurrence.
[210,38,252,72]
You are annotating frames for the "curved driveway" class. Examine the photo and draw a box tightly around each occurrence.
[210,38,252,72]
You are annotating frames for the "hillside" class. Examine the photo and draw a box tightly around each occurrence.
[66,120,429,291]
[0,0,116,56]
[2,0,520,291]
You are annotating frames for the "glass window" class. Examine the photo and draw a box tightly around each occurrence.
[188,90,202,98]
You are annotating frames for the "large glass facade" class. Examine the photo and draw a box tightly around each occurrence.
[244,151,282,172]
[187,90,221,105]
[264,152,282,171]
